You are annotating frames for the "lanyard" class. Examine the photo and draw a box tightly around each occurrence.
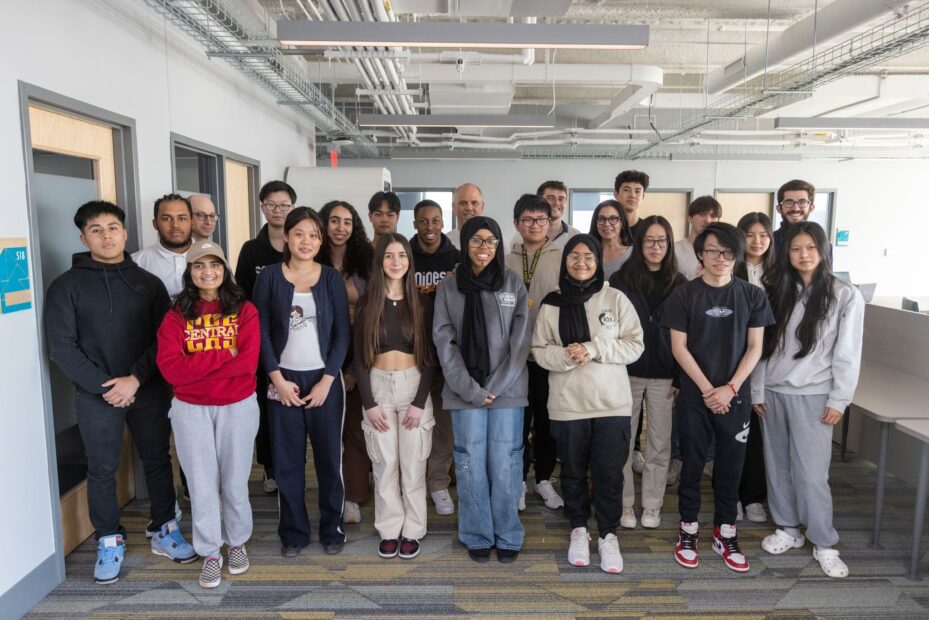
[522,245,543,286]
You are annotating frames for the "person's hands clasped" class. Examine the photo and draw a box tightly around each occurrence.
[482,393,496,406]
[564,342,591,366]
[365,405,390,432]
[102,375,140,408]
[752,402,768,419]
[402,405,424,430]
[273,377,304,407]
[821,406,844,426]
[305,375,335,408]
[702,385,733,415]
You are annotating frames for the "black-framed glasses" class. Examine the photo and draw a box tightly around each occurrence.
[596,215,621,226]
[518,216,551,228]
[468,237,500,249]
[262,202,293,212]
[644,238,668,248]
[780,199,812,208]
[702,248,736,261]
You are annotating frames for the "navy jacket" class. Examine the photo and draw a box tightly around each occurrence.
[252,262,351,378]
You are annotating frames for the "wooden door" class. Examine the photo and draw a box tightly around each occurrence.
[716,192,775,227]
[224,159,253,269]
[643,191,690,243]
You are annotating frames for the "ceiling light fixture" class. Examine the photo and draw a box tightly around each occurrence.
[775,117,929,129]
[357,114,556,128]
[278,20,649,50]
[670,153,802,161]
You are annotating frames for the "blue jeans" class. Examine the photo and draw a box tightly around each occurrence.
[451,407,525,551]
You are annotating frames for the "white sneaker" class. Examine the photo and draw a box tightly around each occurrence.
[737,501,744,522]
[813,546,848,578]
[431,489,455,516]
[620,506,637,529]
[761,529,806,555]
[568,527,591,567]
[641,508,661,529]
[534,480,564,509]
[344,501,361,524]
[518,481,527,512]
[598,533,624,574]
[666,459,682,486]
[631,450,645,474]
[745,502,767,523]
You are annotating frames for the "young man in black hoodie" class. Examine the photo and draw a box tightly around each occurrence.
[234,180,291,493]
[409,199,459,515]
[45,201,195,585]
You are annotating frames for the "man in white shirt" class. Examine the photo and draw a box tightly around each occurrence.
[446,183,485,249]
[537,180,580,248]
[133,194,193,297]
[190,194,218,242]
[675,196,722,281]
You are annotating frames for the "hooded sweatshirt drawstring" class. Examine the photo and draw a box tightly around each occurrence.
[102,265,114,314]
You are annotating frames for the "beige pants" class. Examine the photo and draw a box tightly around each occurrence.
[362,367,435,540]
[622,376,674,510]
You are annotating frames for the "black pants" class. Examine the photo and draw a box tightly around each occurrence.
[269,368,345,547]
[255,372,274,473]
[76,383,176,538]
[551,416,629,538]
[523,361,557,483]
[739,410,767,505]
[677,389,751,526]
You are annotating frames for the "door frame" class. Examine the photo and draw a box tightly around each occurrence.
[17,81,142,585]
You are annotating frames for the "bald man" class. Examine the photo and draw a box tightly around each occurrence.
[190,194,218,242]
[447,183,485,249]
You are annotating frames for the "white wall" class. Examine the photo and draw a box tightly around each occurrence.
[0,0,314,600]
[352,158,929,297]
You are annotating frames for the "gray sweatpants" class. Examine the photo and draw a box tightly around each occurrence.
[170,395,260,557]
[760,390,839,547]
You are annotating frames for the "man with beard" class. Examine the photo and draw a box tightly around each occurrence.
[772,179,832,263]
[133,194,194,297]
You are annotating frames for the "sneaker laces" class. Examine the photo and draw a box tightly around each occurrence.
[99,544,119,565]
[679,529,698,551]
[165,528,187,547]
[719,533,742,556]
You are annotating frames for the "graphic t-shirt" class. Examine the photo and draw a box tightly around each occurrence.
[661,276,774,395]
[278,291,325,371]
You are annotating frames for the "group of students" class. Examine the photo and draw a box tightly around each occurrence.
[45,170,863,591]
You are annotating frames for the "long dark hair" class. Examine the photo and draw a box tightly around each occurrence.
[588,199,633,246]
[360,234,430,370]
[616,215,680,296]
[735,212,775,281]
[174,258,246,321]
[282,207,323,265]
[317,200,372,280]
[761,221,835,360]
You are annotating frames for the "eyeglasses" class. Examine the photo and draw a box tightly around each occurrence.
[780,199,812,208]
[644,238,668,248]
[701,248,736,261]
[468,237,500,249]
[596,215,621,226]
[193,213,219,222]
[566,253,597,265]
[262,202,293,213]
[518,216,551,228]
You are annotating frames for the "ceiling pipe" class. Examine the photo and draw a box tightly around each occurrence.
[706,0,909,95]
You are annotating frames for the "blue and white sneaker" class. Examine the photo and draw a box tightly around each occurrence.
[146,501,183,538]
[150,519,197,564]
[94,534,125,584]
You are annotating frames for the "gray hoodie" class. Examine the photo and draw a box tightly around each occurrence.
[751,278,865,411]
[432,268,530,410]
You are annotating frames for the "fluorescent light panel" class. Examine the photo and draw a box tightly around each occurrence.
[775,117,929,129]
[391,149,522,160]
[671,153,802,161]
[278,20,648,50]
[357,114,555,128]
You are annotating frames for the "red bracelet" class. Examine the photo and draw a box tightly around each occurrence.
[727,382,738,396]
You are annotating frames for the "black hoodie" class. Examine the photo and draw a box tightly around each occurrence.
[44,252,171,396]
[235,224,284,299]
[410,233,458,297]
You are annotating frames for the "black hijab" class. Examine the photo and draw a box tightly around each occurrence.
[541,234,604,345]
[455,216,506,386]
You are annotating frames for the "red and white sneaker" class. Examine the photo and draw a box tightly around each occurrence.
[674,521,699,568]
[713,524,750,572]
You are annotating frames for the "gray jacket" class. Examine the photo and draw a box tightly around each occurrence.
[433,268,530,410]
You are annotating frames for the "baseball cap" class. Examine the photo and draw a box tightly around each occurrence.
[186,240,229,267]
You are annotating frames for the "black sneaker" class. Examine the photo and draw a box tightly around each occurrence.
[323,540,345,555]
[497,548,519,563]
[468,548,491,563]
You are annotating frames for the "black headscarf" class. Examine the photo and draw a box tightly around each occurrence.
[455,216,506,386]
[541,234,604,344]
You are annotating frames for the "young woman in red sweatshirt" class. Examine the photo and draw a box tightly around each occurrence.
[156,240,260,589]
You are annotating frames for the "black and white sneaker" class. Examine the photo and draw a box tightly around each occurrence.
[199,555,223,589]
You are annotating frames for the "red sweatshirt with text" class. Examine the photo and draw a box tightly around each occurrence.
[157,299,259,405]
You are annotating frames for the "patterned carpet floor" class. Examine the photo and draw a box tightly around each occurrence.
[26,446,929,619]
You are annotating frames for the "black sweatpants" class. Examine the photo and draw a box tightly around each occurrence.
[677,388,751,526]
[523,361,557,483]
[269,368,346,548]
[551,416,630,538]
[255,372,274,473]
[739,410,767,505]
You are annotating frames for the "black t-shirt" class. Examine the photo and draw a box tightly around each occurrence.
[661,276,774,394]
